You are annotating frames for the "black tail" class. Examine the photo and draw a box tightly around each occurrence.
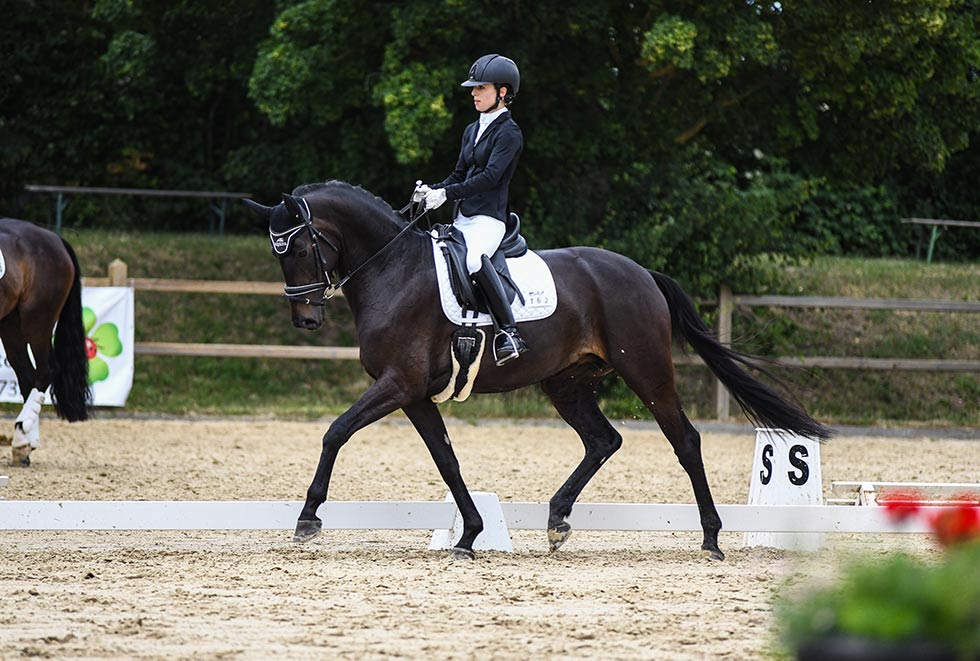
[650,271,833,441]
[51,238,92,421]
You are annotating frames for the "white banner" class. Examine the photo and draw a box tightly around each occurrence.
[0,287,134,407]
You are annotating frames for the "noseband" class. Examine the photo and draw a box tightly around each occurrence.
[271,196,425,306]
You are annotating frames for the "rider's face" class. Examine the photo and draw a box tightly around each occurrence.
[471,83,504,112]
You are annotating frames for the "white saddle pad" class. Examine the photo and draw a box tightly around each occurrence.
[431,232,557,327]
[0,247,5,280]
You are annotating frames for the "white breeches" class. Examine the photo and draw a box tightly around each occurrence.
[453,214,506,274]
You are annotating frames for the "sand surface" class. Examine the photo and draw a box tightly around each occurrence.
[1,417,976,659]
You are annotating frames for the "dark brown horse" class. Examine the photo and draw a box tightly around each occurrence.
[0,218,91,465]
[245,181,831,560]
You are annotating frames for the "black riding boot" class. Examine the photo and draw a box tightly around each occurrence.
[472,262,528,366]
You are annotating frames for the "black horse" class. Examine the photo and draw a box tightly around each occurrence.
[245,181,831,560]
[0,218,91,465]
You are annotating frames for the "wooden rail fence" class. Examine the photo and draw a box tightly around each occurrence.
[88,260,979,421]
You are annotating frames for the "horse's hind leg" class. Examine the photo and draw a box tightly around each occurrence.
[617,361,724,560]
[0,321,43,466]
[541,367,622,552]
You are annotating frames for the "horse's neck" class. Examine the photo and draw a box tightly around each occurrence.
[337,210,401,270]
[337,210,429,307]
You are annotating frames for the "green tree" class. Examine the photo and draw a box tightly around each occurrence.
[0,1,115,209]
[2,1,976,271]
[1,0,277,229]
[248,1,979,287]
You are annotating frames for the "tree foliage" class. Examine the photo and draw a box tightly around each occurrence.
[2,1,977,288]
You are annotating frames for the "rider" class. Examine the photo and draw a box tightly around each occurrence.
[416,54,528,366]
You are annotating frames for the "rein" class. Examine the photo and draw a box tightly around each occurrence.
[273,196,429,306]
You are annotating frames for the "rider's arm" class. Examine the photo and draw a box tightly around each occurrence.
[438,125,522,202]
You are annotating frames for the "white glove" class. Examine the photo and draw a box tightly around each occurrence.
[422,187,447,210]
[412,183,431,203]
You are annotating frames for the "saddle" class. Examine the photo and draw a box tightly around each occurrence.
[431,212,528,314]
[429,213,529,404]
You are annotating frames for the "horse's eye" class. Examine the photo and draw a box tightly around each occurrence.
[296,248,309,258]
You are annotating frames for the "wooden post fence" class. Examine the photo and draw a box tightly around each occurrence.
[84,260,980,422]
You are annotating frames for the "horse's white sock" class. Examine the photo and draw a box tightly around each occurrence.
[15,388,45,435]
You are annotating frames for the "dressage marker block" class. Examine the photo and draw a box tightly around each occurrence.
[428,491,513,552]
[744,428,824,551]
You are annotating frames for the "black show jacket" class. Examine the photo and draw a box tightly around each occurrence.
[434,111,522,222]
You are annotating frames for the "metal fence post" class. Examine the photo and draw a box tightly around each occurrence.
[55,193,69,234]
[715,283,733,421]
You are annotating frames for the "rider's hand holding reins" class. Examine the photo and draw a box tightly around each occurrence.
[421,186,447,210]
[412,181,430,203]
[413,180,447,210]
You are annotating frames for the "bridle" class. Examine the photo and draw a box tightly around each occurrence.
[270,194,428,306]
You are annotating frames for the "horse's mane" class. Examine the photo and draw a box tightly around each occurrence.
[293,180,407,229]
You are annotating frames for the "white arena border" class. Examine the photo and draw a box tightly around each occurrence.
[0,499,940,534]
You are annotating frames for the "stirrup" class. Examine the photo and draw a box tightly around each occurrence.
[492,328,528,366]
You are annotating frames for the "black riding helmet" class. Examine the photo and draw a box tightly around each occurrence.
[460,54,520,105]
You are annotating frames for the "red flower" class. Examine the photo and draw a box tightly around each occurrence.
[881,490,924,523]
[930,502,980,548]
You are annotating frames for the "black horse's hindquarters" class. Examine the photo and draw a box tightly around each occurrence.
[248,181,829,560]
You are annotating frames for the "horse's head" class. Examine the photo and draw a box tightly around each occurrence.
[243,194,341,330]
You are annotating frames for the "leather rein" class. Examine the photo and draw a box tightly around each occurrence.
[270,195,428,306]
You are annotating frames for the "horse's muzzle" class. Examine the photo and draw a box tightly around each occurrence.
[292,313,323,330]
[290,300,324,330]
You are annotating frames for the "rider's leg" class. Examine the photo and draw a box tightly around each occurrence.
[453,214,505,275]
[453,214,528,366]
[471,256,528,366]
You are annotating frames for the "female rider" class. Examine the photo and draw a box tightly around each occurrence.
[416,54,528,366]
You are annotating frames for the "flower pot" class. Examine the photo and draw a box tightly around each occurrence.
[797,635,957,661]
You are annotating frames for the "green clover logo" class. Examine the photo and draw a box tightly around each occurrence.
[82,307,123,384]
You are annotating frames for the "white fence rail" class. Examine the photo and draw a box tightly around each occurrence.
[0,500,940,535]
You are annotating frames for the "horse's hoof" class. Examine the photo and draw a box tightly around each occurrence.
[702,545,725,561]
[448,546,475,561]
[548,521,572,552]
[11,445,32,467]
[292,519,322,543]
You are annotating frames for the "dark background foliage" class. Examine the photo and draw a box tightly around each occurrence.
[2,0,978,295]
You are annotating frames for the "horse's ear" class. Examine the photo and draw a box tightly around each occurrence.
[282,193,310,221]
[242,198,273,220]
[282,194,301,219]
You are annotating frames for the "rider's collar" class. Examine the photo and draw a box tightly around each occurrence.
[480,105,509,120]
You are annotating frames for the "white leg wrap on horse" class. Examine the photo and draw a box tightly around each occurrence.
[15,388,45,437]
[12,419,40,449]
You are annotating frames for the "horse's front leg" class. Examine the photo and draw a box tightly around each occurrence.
[294,375,410,542]
[403,399,483,560]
